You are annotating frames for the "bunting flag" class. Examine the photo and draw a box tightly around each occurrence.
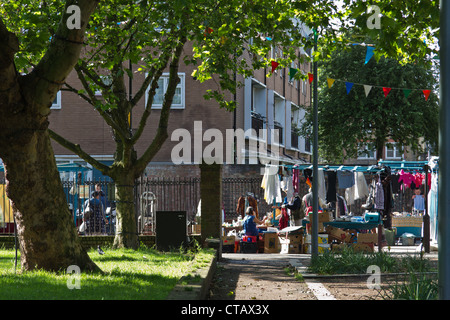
[327,77,335,88]
[308,72,314,84]
[289,68,298,81]
[345,82,354,94]
[324,77,433,101]
[365,46,375,64]
[271,60,279,73]
[423,90,431,101]
[364,85,372,97]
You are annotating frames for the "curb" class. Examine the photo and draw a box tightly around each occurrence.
[166,250,218,300]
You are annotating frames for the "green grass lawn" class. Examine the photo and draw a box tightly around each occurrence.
[0,246,215,300]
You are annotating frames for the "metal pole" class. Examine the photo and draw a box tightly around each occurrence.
[439,0,450,300]
[311,29,319,258]
[423,165,430,253]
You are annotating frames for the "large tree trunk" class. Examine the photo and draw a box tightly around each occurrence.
[1,126,99,272]
[113,173,139,250]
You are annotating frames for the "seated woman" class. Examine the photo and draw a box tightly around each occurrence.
[242,206,265,237]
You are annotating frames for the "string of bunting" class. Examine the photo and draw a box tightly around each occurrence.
[325,77,432,101]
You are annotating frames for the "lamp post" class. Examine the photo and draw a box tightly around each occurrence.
[311,28,319,258]
[439,0,450,300]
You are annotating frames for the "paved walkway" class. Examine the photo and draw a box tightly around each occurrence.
[208,246,439,300]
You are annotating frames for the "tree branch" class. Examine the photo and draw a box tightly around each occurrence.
[134,35,186,175]
[48,129,111,175]
[25,0,99,113]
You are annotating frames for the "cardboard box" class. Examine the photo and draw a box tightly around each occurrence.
[288,234,303,244]
[326,226,349,242]
[318,244,331,253]
[280,238,301,254]
[264,232,280,253]
[222,236,235,245]
[318,234,329,244]
[318,212,333,223]
[357,232,378,245]
[352,243,374,253]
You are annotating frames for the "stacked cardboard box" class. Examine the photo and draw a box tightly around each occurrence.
[222,236,235,253]
[264,232,280,253]
[357,232,378,245]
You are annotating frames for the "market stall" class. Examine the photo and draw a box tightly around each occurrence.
[221,159,439,254]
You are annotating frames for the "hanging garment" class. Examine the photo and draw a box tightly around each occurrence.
[326,170,337,203]
[281,175,294,199]
[413,173,424,189]
[336,194,348,218]
[337,170,355,189]
[261,166,282,205]
[278,207,289,230]
[345,172,369,205]
[391,174,402,194]
[374,177,384,210]
[236,196,245,217]
[398,169,414,189]
[293,167,300,193]
[318,169,326,201]
[413,195,425,211]
[429,171,439,244]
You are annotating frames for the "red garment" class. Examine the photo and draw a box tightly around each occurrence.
[279,208,289,230]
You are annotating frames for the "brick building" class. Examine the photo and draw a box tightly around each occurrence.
[48,39,314,177]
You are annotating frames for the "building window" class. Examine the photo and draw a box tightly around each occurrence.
[357,145,376,160]
[95,76,112,96]
[385,143,402,159]
[51,91,61,110]
[146,73,185,109]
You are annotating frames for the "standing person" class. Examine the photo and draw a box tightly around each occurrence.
[95,183,108,209]
[84,191,108,234]
[285,192,303,226]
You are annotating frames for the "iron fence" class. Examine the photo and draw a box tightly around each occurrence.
[1,175,417,236]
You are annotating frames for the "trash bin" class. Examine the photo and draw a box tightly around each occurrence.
[401,233,415,246]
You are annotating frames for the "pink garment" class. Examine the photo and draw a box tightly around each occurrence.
[293,167,300,193]
[398,169,414,188]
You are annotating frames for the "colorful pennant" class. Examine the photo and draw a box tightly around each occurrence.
[289,68,298,81]
[327,77,335,88]
[364,85,372,97]
[326,77,433,101]
[345,82,354,95]
[383,87,392,98]
[271,61,279,73]
[365,46,375,64]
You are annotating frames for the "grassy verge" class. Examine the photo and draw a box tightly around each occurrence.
[308,247,435,275]
[0,245,215,300]
[307,246,439,300]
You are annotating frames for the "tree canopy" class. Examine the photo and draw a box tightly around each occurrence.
[300,42,439,163]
